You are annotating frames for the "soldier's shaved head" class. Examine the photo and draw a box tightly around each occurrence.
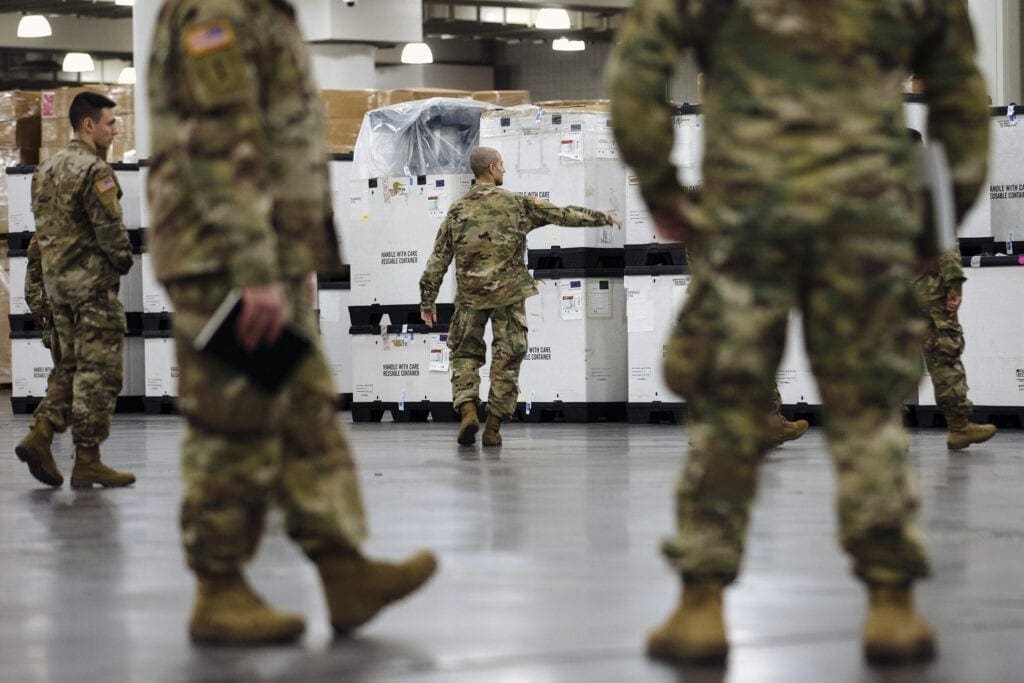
[470,147,503,179]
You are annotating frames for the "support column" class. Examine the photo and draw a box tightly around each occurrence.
[967,0,1021,105]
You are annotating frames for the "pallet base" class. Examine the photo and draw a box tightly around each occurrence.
[915,405,1024,429]
[519,401,627,423]
[143,396,178,415]
[627,402,686,424]
[13,395,146,415]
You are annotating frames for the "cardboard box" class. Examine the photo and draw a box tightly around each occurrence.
[383,88,471,106]
[103,84,135,113]
[471,90,531,107]
[0,148,36,168]
[321,89,383,119]
[42,117,73,146]
[326,118,362,154]
[0,91,41,122]
[0,118,41,149]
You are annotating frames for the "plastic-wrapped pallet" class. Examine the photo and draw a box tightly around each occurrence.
[479,104,624,259]
[624,269,689,423]
[516,269,627,422]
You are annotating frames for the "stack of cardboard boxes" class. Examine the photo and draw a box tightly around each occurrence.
[0,91,41,168]
[40,84,135,163]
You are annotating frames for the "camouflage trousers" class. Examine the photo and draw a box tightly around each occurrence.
[664,227,929,586]
[166,276,366,575]
[32,290,124,448]
[913,277,971,423]
[448,302,528,421]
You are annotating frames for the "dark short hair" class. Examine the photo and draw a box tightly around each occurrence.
[69,91,117,132]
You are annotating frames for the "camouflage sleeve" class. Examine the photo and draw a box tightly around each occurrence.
[937,246,965,291]
[913,0,990,223]
[175,3,278,287]
[419,214,454,311]
[522,196,612,231]
[606,0,690,216]
[85,165,134,275]
[25,235,49,317]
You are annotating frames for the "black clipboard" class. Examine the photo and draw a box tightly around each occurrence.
[194,290,313,393]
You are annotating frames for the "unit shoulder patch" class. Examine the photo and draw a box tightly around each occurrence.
[184,20,236,57]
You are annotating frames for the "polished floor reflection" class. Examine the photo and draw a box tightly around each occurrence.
[1,400,1022,682]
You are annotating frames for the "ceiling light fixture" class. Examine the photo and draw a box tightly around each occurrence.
[115,0,135,5]
[118,66,136,84]
[401,42,433,64]
[62,52,95,73]
[552,37,585,52]
[535,8,571,30]
[17,15,52,38]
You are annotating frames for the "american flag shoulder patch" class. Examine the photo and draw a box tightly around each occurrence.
[184,20,236,57]
[96,176,116,194]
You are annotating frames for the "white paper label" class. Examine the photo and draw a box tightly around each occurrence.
[595,134,619,159]
[559,132,583,162]
[588,280,613,318]
[429,336,450,372]
[560,280,585,320]
[671,276,691,314]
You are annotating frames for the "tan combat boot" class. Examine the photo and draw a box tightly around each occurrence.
[456,402,479,445]
[863,584,936,665]
[189,569,306,645]
[646,582,728,665]
[765,415,809,448]
[946,416,997,450]
[481,414,502,446]
[15,418,63,487]
[70,445,136,488]
[314,549,438,636]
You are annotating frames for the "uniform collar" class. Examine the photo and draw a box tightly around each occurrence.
[69,138,103,159]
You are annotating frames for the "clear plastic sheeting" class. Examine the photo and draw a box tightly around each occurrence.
[353,97,495,179]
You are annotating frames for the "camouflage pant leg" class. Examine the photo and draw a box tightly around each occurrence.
[913,280,971,423]
[38,293,125,446]
[805,235,929,586]
[168,276,366,574]
[447,306,489,410]
[662,244,793,583]
[486,302,528,421]
[33,314,73,433]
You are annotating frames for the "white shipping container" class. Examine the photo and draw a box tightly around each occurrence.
[144,336,178,398]
[625,272,689,404]
[141,252,173,313]
[318,287,354,398]
[352,328,450,405]
[6,169,33,232]
[13,336,144,399]
[8,256,27,315]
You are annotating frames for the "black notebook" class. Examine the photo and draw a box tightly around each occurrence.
[194,290,313,393]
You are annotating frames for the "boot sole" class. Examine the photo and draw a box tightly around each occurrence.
[457,423,479,445]
[948,433,996,450]
[15,444,63,488]
[189,624,305,646]
[70,477,136,489]
[865,639,936,666]
[646,640,728,667]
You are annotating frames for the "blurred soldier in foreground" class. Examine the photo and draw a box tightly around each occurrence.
[609,0,988,666]
[419,147,620,446]
[148,0,436,645]
[15,92,135,489]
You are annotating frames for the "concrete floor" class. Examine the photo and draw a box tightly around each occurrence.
[1,400,1022,683]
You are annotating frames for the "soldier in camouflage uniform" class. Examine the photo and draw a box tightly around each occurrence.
[15,92,136,490]
[148,0,436,646]
[609,0,988,666]
[419,147,620,446]
[914,245,997,448]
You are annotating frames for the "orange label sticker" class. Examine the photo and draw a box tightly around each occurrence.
[184,20,236,57]
[96,176,116,194]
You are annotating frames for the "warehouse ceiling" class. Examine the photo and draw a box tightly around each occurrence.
[423,1,626,41]
[1,1,131,19]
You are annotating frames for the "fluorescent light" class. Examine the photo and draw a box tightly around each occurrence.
[401,42,433,65]
[17,15,52,38]
[552,37,585,52]
[115,0,135,5]
[62,52,95,73]
[118,66,136,84]
[480,7,504,23]
[505,9,531,25]
[535,8,571,30]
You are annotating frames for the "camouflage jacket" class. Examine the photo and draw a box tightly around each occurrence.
[420,184,613,310]
[32,139,133,306]
[25,234,48,317]
[607,0,989,249]
[915,245,965,295]
[147,0,341,286]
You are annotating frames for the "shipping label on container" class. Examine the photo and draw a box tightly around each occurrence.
[429,336,450,372]
[380,250,419,265]
[587,280,612,318]
[382,363,419,377]
[525,346,552,361]
[595,134,619,159]
[559,132,583,162]
[560,280,584,320]
[671,276,691,314]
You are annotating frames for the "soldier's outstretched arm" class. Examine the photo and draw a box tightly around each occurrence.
[85,165,134,275]
[522,195,614,230]
[914,0,990,224]
[419,214,455,317]
[168,3,278,287]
